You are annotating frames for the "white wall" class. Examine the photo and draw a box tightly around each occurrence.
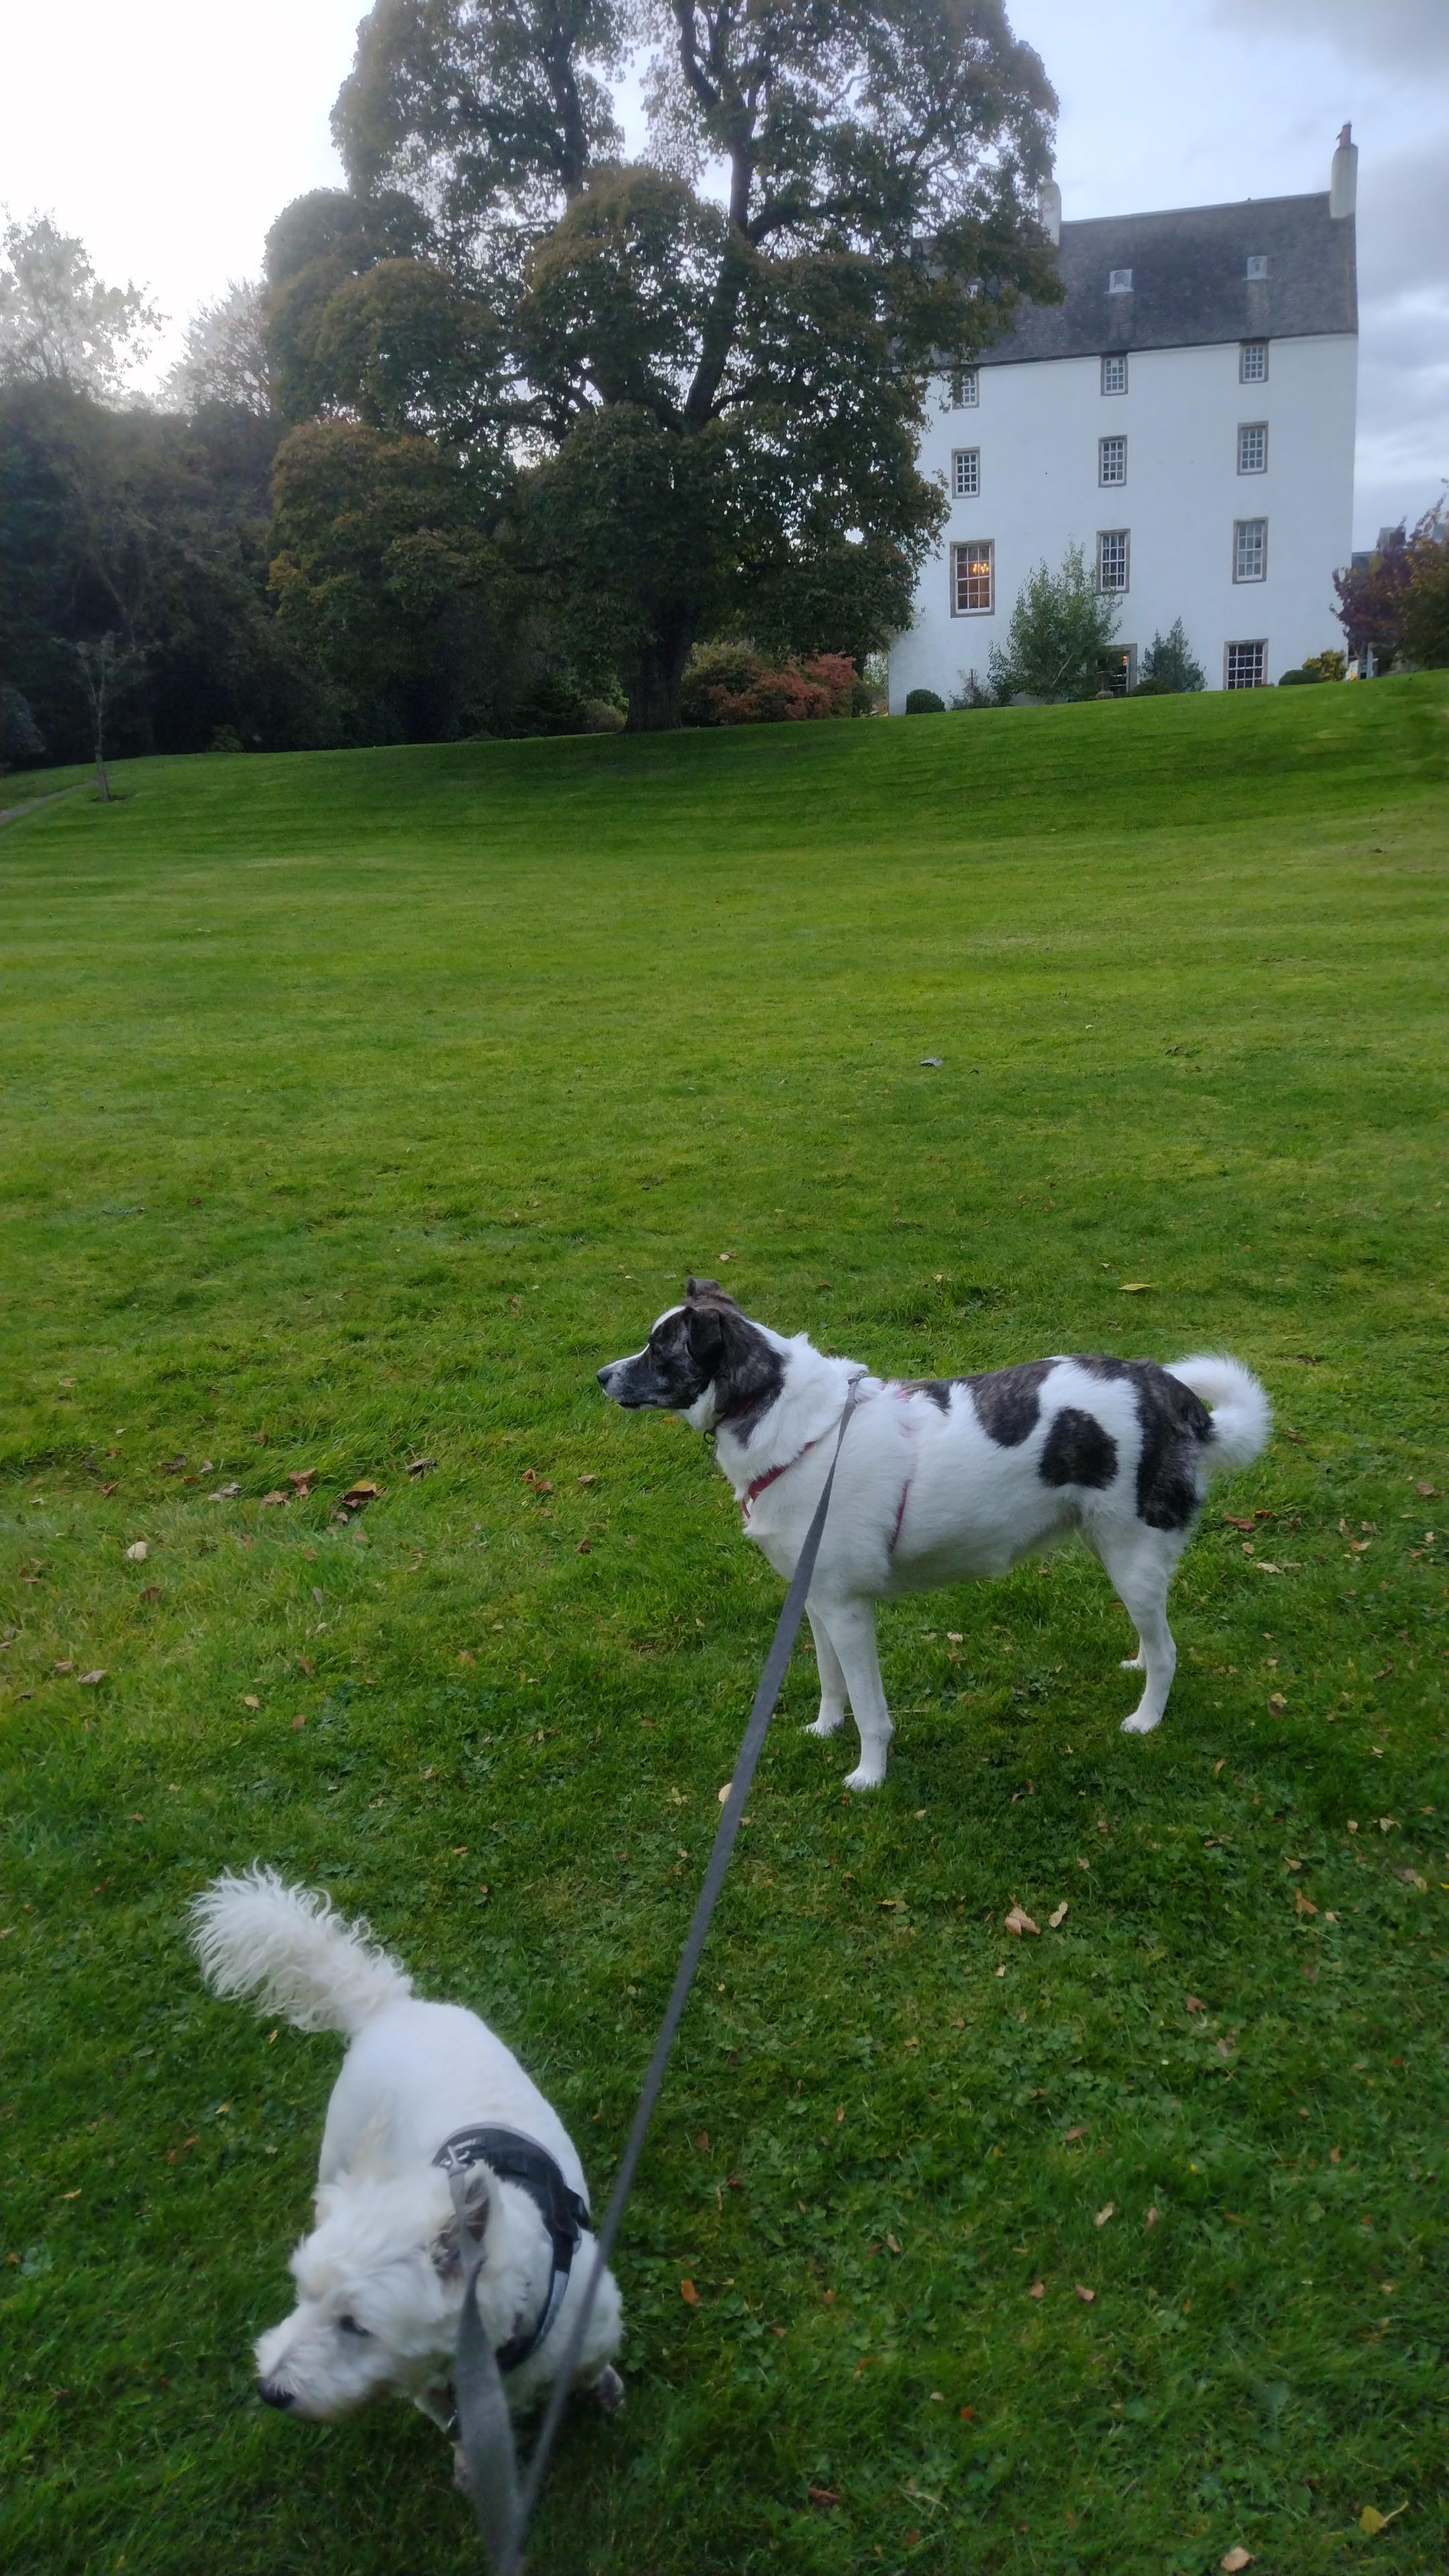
[888,331,1358,706]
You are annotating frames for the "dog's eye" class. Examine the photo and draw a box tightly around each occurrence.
[336,2313,370,2338]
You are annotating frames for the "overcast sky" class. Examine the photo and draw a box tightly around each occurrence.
[4,0,1443,544]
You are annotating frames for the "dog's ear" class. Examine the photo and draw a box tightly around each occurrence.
[429,2163,493,2278]
[686,1275,739,1309]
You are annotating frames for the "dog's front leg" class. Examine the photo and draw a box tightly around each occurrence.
[805,1607,848,1737]
[815,1598,894,1790]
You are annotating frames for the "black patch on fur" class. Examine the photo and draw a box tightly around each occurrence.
[1038,1406,1118,1489]
[965,1359,1054,1447]
[1071,1354,1212,1530]
[898,1378,955,1413]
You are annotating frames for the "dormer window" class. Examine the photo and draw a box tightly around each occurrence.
[1246,254,1268,279]
[1108,268,1133,293]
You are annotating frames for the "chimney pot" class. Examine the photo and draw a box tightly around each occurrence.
[1330,124,1358,219]
[1038,179,1061,246]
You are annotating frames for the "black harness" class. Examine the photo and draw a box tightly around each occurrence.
[433,2125,590,2374]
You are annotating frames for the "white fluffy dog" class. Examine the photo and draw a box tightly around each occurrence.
[599,1279,1271,1789]
[191,1868,623,2438]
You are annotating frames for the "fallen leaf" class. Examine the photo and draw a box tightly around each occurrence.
[209,1483,241,1501]
[1093,2203,1115,2227]
[287,1470,317,1495]
[1294,1890,1318,1917]
[1268,1693,1287,1715]
[718,1782,732,1803]
[1029,2277,1045,2298]
[406,1457,437,1478]
[242,1694,260,1710]
[577,1540,592,1554]
[1220,2549,1254,2571]
[458,1650,477,1665]
[885,2232,902,2255]
[291,1713,306,1731]
[124,1540,148,1562]
[1074,2284,1095,2304]
[680,2279,700,2306]
[807,2487,840,2509]
[919,1055,943,1067]
[1416,1480,1438,1499]
[1358,2503,1406,2536]
[1146,2206,1159,2226]
[1119,1282,1155,1293]
[1394,1866,1428,1890]
[1217,2037,1234,2057]
[139,1584,161,1602]
[60,2188,82,2200]
[1004,1904,1040,1937]
[577,1472,598,1485]
[297,1654,315,1677]
[1048,1900,1069,1929]
[695,2130,710,2153]
[78,1670,106,1686]
[259,1489,289,1508]
[54,1660,74,1676]
[1063,2125,1089,2144]
[335,1481,381,1517]
[1186,1995,1207,2013]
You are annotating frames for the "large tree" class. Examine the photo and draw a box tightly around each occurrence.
[0,215,162,398]
[271,0,1058,727]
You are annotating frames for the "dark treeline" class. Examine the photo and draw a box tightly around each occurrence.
[2,0,1064,758]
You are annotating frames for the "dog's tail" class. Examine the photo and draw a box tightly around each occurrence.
[190,1866,413,2035]
[1167,1354,1272,1476]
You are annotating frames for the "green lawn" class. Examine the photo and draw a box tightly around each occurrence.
[2,678,1447,2576]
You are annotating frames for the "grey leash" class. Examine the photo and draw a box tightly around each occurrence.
[453,1375,864,2575]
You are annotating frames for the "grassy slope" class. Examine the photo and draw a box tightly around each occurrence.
[1,679,1447,2576]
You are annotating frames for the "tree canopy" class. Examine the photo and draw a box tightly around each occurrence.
[266,0,1059,724]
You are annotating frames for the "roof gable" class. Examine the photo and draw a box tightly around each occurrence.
[977,192,1356,367]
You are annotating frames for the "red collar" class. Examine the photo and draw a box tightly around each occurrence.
[741,1432,823,1519]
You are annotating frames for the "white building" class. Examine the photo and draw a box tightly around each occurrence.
[888,131,1358,706]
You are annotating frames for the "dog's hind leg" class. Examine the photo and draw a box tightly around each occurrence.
[806,1607,849,1738]
[814,1598,894,1790]
[1090,1524,1185,1735]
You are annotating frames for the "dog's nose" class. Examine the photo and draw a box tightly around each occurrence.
[258,2379,296,2411]
[596,1365,612,1387]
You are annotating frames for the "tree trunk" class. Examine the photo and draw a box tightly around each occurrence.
[625,610,698,732]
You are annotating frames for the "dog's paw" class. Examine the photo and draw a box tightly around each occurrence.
[807,1709,846,1738]
[843,1762,885,1791]
[1120,1705,1162,1735]
[588,2363,626,2415]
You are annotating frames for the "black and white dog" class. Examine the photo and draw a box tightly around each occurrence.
[598,1281,1270,1788]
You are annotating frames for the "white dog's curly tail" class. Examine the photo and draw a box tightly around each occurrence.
[190,1866,413,2034]
[1167,1353,1273,1476]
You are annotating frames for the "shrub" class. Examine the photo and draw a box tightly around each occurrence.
[1398,544,1449,669]
[1300,648,1347,684]
[905,687,946,714]
[1135,619,1205,694]
[950,671,994,710]
[0,683,45,769]
[987,543,1120,703]
[682,641,864,726]
[1277,668,1316,686]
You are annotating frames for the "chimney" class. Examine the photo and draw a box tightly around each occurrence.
[1330,121,1357,219]
[1038,179,1061,246]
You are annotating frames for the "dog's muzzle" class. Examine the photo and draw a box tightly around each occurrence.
[258,2378,297,2411]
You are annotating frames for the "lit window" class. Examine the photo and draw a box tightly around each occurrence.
[950,366,979,408]
[953,447,980,498]
[1099,434,1127,487]
[952,541,994,614]
[1101,353,1128,395]
[1240,339,1268,382]
[1246,255,1268,279]
[1234,518,1267,582]
[1226,640,1267,688]
[1108,268,1133,293]
[1097,529,1130,592]
[1238,422,1267,474]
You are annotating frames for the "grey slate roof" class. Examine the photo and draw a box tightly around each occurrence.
[977,192,1356,368]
